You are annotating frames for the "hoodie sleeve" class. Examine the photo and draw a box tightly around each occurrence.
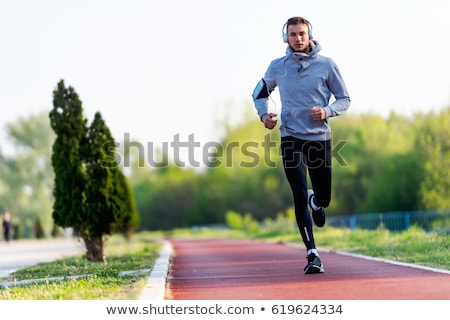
[323,60,350,118]
[252,66,277,120]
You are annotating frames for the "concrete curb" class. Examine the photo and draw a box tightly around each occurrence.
[138,239,173,300]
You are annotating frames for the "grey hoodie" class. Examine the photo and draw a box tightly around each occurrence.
[253,40,350,141]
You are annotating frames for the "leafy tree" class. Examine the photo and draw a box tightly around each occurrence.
[331,112,418,214]
[49,80,138,261]
[417,108,450,209]
[136,165,200,230]
[34,216,45,239]
[0,112,55,237]
[363,153,424,212]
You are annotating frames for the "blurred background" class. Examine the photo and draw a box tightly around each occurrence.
[1,0,449,238]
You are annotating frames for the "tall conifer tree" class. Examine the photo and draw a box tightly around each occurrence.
[49,80,139,261]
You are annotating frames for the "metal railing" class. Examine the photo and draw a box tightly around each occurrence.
[328,210,450,233]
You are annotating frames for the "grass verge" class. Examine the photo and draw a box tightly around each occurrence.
[0,233,160,299]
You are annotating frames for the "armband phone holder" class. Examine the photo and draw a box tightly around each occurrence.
[252,78,270,99]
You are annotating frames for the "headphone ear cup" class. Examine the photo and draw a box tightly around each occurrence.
[281,22,288,43]
[308,20,313,39]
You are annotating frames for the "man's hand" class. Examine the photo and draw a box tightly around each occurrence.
[310,106,326,120]
[261,113,278,130]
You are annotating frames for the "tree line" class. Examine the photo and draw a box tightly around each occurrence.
[128,106,450,231]
[0,83,449,235]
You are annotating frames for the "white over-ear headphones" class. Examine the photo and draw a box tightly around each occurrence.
[282,17,313,43]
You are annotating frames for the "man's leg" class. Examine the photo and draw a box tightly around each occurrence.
[307,140,332,208]
[281,137,316,250]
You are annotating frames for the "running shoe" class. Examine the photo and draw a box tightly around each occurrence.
[304,253,325,274]
[307,189,326,227]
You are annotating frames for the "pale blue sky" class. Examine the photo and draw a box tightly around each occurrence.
[1,0,449,154]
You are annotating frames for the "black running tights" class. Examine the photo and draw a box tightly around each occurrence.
[280,136,332,250]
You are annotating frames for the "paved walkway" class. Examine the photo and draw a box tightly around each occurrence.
[148,238,450,300]
[0,238,84,278]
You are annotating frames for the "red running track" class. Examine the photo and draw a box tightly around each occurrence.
[164,238,450,300]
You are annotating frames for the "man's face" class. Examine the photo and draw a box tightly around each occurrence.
[287,23,310,52]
